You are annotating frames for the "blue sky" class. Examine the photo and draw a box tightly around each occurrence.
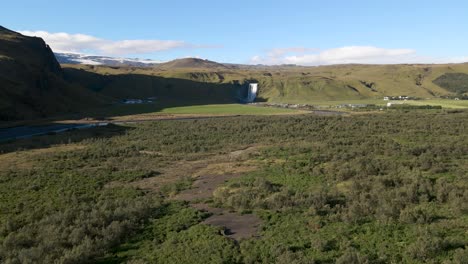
[3,0,468,65]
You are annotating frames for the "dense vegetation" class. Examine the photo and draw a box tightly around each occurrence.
[433,73,468,95]
[0,110,467,263]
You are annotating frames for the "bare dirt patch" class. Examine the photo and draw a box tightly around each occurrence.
[204,212,262,240]
[127,146,260,192]
[106,145,264,240]
[191,203,262,241]
[174,173,245,201]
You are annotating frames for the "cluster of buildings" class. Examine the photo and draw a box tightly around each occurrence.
[337,104,369,109]
[122,97,157,104]
[383,96,410,101]
[250,102,316,110]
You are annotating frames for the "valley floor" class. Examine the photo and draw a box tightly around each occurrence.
[0,109,467,263]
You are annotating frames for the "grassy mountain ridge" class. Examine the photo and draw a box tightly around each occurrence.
[63,67,239,103]
[64,62,468,103]
[2,24,468,123]
[156,58,228,70]
[0,26,106,121]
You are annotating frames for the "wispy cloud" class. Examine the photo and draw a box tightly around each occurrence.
[267,47,320,57]
[19,30,214,56]
[251,46,468,65]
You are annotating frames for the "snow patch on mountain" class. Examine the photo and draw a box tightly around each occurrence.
[54,52,162,67]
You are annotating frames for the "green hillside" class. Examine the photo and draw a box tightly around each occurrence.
[64,60,468,104]
[63,67,239,104]
[0,26,107,122]
[433,73,468,94]
[2,24,468,123]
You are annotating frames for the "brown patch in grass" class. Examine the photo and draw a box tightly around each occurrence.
[193,162,257,177]
[126,145,261,192]
[122,145,265,241]
[336,180,354,193]
[174,173,246,201]
[0,144,85,172]
[103,145,265,241]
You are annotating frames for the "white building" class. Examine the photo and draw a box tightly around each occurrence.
[123,99,143,104]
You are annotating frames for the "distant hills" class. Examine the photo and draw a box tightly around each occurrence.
[156,58,228,70]
[1,25,468,122]
[64,61,468,103]
[56,54,231,69]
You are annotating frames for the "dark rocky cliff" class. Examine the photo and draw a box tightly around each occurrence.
[0,26,105,121]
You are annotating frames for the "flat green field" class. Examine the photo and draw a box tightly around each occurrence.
[402,99,468,109]
[276,99,468,109]
[78,100,467,123]
[81,103,303,120]
[157,104,302,115]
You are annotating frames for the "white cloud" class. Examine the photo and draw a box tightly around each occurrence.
[251,55,262,64]
[443,56,468,64]
[267,47,319,57]
[19,30,190,56]
[251,46,468,65]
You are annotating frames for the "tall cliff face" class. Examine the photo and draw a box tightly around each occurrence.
[0,26,105,121]
[0,26,61,73]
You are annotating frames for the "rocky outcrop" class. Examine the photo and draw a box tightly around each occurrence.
[0,26,105,121]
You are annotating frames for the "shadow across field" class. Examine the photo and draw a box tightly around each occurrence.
[63,68,253,119]
[0,123,132,154]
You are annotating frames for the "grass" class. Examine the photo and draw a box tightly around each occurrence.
[271,98,468,109]
[1,111,467,263]
[156,104,303,115]
[402,99,468,109]
[78,103,304,122]
[274,99,387,106]
[53,99,468,126]
[4,24,468,123]
[64,62,468,110]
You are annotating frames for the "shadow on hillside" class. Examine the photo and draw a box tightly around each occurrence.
[0,69,258,149]
[0,123,132,154]
[62,68,255,120]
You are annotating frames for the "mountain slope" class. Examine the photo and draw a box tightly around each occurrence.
[64,61,468,103]
[0,26,106,121]
[156,58,229,70]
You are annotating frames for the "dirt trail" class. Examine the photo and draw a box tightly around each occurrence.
[127,146,264,241]
[173,170,263,240]
[174,173,245,201]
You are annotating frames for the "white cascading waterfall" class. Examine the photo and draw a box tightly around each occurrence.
[246,83,258,103]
